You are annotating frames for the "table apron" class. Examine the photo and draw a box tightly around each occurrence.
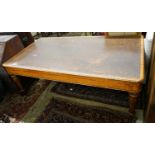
[5,67,142,93]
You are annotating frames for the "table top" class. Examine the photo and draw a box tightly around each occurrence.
[3,36,144,83]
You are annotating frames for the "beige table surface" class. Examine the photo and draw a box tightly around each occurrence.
[3,36,144,92]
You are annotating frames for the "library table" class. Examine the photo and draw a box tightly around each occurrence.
[3,36,144,113]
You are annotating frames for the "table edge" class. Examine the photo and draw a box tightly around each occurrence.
[3,65,143,93]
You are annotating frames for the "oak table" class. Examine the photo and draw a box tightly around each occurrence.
[3,36,144,113]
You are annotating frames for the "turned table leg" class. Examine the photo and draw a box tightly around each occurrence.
[129,92,139,114]
[11,75,25,93]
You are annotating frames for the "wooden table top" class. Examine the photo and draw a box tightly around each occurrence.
[3,36,144,85]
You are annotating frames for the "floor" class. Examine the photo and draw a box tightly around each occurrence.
[0,80,144,123]
[22,81,144,123]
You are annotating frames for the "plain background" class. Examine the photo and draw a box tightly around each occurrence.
[0,1,155,155]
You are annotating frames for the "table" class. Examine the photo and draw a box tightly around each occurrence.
[3,36,144,113]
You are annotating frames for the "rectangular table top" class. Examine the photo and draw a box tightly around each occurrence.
[3,36,144,89]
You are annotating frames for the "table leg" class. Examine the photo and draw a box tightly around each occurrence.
[11,75,24,93]
[129,92,139,114]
